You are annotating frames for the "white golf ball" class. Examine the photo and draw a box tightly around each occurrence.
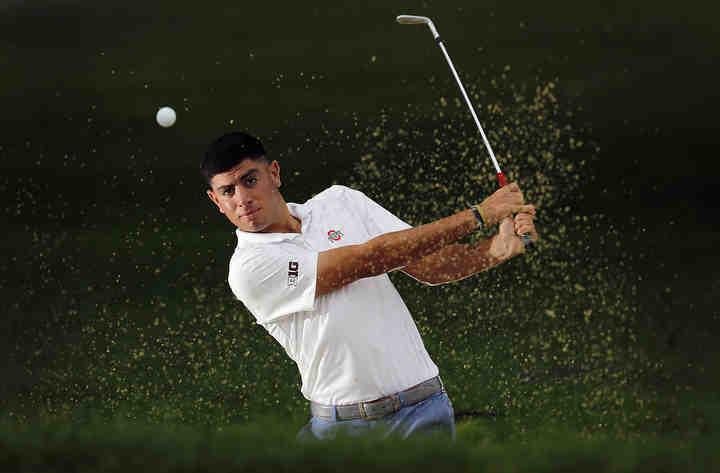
[156,106,176,127]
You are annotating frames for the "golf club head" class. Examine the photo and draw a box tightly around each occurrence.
[396,14,439,39]
[396,15,430,24]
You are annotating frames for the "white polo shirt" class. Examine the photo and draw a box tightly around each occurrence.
[228,185,439,405]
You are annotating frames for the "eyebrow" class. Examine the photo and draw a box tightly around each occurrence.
[217,169,258,192]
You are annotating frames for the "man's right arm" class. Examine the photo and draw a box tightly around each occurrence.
[315,182,534,297]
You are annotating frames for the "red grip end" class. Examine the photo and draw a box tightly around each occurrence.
[497,172,508,188]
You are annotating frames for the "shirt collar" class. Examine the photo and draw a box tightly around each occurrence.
[234,201,312,246]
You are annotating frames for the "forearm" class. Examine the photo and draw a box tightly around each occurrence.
[357,182,533,280]
[402,237,506,285]
[359,208,479,279]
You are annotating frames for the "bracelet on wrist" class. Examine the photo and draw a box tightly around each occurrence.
[471,205,486,229]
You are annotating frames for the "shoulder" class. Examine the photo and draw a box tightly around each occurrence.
[229,242,292,273]
[308,185,371,207]
[228,245,263,287]
[228,242,297,296]
[229,239,316,272]
[227,242,317,321]
[229,243,281,280]
[310,184,362,199]
[229,244,264,268]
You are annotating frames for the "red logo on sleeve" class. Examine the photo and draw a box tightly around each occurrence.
[327,230,343,242]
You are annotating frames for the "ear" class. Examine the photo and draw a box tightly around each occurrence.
[206,189,225,214]
[268,160,281,188]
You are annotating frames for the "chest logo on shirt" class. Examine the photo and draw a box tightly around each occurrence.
[288,261,299,288]
[327,229,343,243]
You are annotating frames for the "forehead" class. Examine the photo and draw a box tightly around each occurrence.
[210,160,266,188]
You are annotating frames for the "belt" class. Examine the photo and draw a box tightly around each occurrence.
[310,376,444,421]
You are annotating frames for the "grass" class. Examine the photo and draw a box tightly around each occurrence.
[1,408,719,473]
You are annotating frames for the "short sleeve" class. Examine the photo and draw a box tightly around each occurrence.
[344,187,413,238]
[228,243,318,324]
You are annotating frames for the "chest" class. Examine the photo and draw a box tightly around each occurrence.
[304,213,371,251]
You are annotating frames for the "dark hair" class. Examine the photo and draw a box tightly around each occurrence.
[201,131,268,187]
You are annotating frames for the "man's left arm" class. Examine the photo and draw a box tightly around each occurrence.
[400,212,537,285]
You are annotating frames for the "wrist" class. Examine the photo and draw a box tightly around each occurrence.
[475,203,493,226]
[471,205,485,229]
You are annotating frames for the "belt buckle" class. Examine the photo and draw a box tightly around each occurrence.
[359,394,402,420]
[359,401,379,420]
[391,393,402,412]
[358,402,369,420]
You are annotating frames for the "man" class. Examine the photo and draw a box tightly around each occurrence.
[201,131,537,441]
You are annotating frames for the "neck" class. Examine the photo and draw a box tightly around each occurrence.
[266,196,302,234]
[284,213,302,233]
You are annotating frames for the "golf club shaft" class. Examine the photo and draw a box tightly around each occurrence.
[434,34,536,251]
[435,41,503,178]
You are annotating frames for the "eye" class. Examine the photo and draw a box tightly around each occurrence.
[222,186,234,195]
[247,176,258,185]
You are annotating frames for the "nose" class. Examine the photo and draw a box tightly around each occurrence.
[232,189,254,207]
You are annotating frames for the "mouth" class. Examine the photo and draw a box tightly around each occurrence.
[241,208,261,218]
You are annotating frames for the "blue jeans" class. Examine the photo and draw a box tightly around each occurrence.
[296,391,456,441]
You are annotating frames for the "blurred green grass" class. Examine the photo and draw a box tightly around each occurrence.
[1,408,719,473]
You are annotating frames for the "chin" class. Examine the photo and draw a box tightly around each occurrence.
[238,221,267,233]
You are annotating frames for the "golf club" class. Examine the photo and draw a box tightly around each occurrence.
[396,14,535,251]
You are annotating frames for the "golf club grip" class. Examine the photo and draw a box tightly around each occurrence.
[497,172,535,252]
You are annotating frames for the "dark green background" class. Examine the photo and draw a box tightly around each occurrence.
[2,1,718,215]
[3,1,718,195]
[1,0,719,421]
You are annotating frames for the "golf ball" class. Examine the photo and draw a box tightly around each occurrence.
[156,106,176,128]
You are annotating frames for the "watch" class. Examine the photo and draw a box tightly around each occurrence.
[471,205,485,229]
